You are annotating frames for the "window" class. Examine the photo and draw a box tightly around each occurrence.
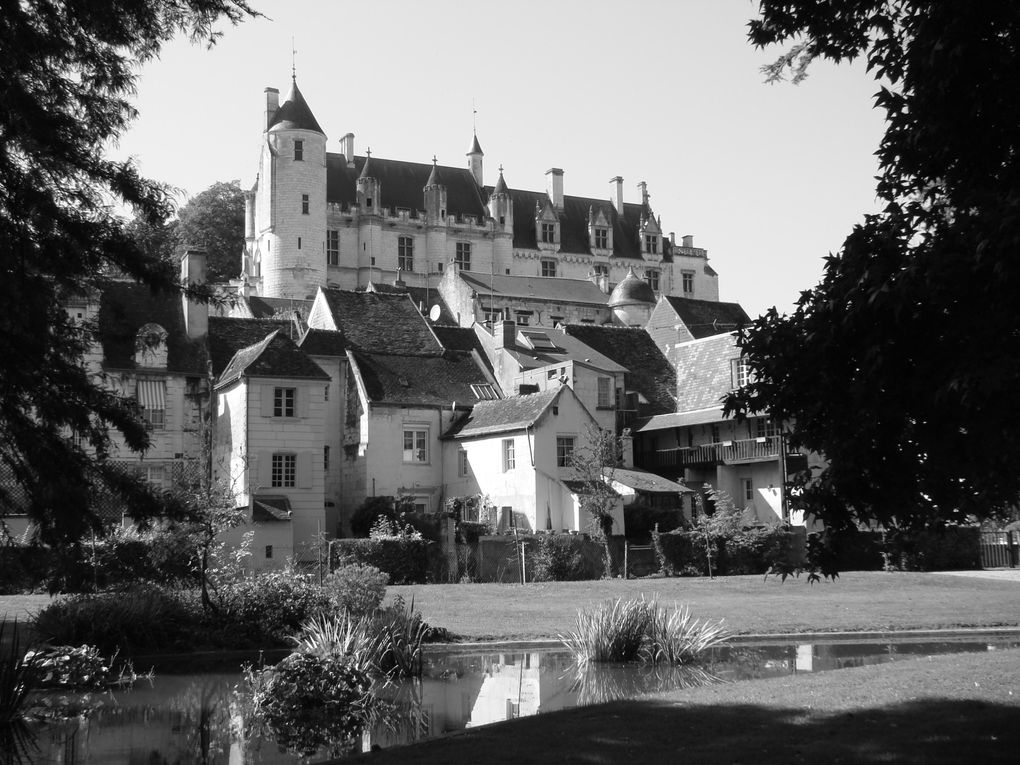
[437,262,444,273]
[324,383,330,402]
[271,454,296,488]
[398,236,414,272]
[597,377,612,408]
[644,234,658,254]
[741,478,754,504]
[365,197,372,210]
[731,358,751,389]
[412,497,429,514]
[470,383,497,400]
[594,227,608,249]
[710,424,721,444]
[137,378,166,430]
[515,312,530,326]
[682,270,695,295]
[297,237,302,250]
[301,194,309,215]
[327,230,339,266]
[541,222,556,243]
[645,268,660,292]
[142,406,165,430]
[556,436,575,467]
[594,263,609,279]
[455,242,471,271]
[144,465,167,491]
[265,545,274,559]
[294,140,303,161]
[324,445,330,472]
[273,387,296,417]
[756,417,779,439]
[502,439,515,471]
[403,428,428,463]
[458,450,468,477]
[541,259,557,277]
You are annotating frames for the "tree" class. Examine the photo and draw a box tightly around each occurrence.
[0,0,255,545]
[726,3,1020,533]
[570,425,622,578]
[124,211,180,266]
[177,180,246,281]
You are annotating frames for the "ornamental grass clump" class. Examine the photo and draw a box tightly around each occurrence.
[561,597,729,666]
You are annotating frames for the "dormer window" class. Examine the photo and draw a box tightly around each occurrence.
[294,140,303,161]
[541,222,556,243]
[644,234,658,254]
[594,227,608,249]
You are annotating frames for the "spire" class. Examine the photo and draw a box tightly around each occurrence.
[268,78,325,135]
[492,164,508,195]
[425,156,443,189]
[359,148,374,179]
[467,132,483,156]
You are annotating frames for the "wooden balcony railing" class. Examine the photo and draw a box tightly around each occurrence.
[649,436,784,469]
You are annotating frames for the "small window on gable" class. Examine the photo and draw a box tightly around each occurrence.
[273,387,296,417]
[366,197,373,209]
[541,222,556,243]
[594,227,608,249]
[645,234,658,254]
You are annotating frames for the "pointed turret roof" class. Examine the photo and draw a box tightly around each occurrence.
[268,78,325,134]
[424,157,444,189]
[358,148,374,180]
[492,165,508,195]
[467,133,483,156]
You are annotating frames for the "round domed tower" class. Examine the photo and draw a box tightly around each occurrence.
[608,266,656,326]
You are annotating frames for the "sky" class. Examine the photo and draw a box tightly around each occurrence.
[112,0,887,318]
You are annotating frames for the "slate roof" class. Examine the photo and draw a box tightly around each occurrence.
[608,467,691,494]
[252,495,292,522]
[268,79,324,134]
[363,283,456,325]
[326,154,487,220]
[674,333,739,413]
[352,350,490,407]
[96,281,206,374]
[634,407,726,433]
[207,316,323,384]
[562,325,677,415]
[457,271,609,306]
[662,296,750,339]
[298,327,347,357]
[433,325,484,354]
[319,289,443,355]
[445,388,561,439]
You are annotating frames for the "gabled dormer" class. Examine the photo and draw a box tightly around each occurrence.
[588,204,614,254]
[356,148,380,214]
[134,323,169,369]
[488,165,513,232]
[637,180,662,259]
[423,156,447,224]
[534,196,560,252]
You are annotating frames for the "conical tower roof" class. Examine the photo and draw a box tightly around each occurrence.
[492,165,509,195]
[608,267,656,307]
[424,157,444,189]
[467,133,483,156]
[268,78,325,134]
[359,148,374,179]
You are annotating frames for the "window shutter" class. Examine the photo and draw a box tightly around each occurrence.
[261,386,274,417]
[258,451,272,489]
[730,359,740,389]
[297,452,312,488]
[297,386,309,418]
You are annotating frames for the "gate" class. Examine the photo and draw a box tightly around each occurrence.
[979,531,1019,569]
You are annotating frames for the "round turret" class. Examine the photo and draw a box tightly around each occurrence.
[608,267,656,326]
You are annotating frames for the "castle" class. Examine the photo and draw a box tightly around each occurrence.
[239,77,720,313]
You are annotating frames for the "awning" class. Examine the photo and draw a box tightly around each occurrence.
[252,494,292,522]
[137,378,166,410]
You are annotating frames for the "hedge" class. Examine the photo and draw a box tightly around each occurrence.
[806,526,981,572]
[530,534,603,581]
[331,538,431,584]
[653,526,798,577]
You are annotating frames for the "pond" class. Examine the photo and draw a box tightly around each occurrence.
[13,635,1020,764]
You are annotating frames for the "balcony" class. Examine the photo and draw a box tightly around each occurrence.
[650,436,784,470]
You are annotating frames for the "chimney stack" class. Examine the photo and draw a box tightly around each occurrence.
[638,181,649,206]
[546,168,564,209]
[263,87,279,131]
[682,234,694,248]
[180,247,208,339]
[609,176,624,212]
[340,133,356,167]
[494,318,516,350]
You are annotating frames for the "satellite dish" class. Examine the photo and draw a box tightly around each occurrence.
[428,305,441,322]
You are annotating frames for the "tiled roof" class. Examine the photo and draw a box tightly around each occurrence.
[457,271,609,306]
[352,350,490,407]
[674,333,739,413]
[501,327,628,373]
[216,328,329,386]
[562,325,677,415]
[252,495,292,522]
[608,467,691,494]
[634,407,727,432]
[320,288,443,355]
[268,79,324,134]
[445,388,561,439]
[326,155,487,220]
[298,327,347,357]
[208,317,292,375]
[433,325,484,354]
[662,296,750,339]
[96,281,206,374]
[364,283,456,325]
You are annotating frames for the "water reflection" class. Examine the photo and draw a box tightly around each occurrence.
[15,637,1019,763]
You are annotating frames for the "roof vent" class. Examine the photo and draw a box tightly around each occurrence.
[397,376,410,388]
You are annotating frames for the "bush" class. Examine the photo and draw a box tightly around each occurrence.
[222,569,337,644]
[331,538,430,584]
[326,563,388,617]
[531,535,602,581]
[882,526,981,571]
[623,503,685,541]
[723,527,791,575]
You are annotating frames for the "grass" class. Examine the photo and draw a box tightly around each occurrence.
[388,571,1020,640]
[343,648,1020,764]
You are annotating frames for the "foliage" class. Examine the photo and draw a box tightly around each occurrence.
[176,180,245,280]
[32,586,199,655]
[561,597,728,666]
[124,211,179,265]
[569,425,623,578]
[531,534,603,582]
[325,563,388,617]
[623,502,685,542]
[369,516,423,541]
[653,522,798,578]
[221,569,336,644]
[0,0,256,546]
[350,495,413,537]
[332,538,430,585]
[246,651,370,758]
[727,3,1020,534]
[0,621,35,724]
[289,612,380,677]
[23,644,142,690]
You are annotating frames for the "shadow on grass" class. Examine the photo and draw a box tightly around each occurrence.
[349,697,1018,764]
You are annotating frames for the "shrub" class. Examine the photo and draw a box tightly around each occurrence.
[222,569,337,644]
[290,612,380,677]
[641,604,730,664]
[24,644,141,690]
[623,503,685,541]
[1,620,33,724]
[331,538,430,584]
[531,534,602,582]
[326,563,388,617]
[883,526,981,571]
[723,527,791,575]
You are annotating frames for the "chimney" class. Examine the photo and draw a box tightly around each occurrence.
[637,181,649,206]
[546,168,564,209]
[609,176,624,212]
[340,133,355,167]
[263,87,279,131]
[243,190,256,240]
[180,247,208,339]
[494,318,516,349]
[682,234,694,248]
[669,232,676,247]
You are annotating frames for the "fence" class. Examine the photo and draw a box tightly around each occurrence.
[979,531,1019,569]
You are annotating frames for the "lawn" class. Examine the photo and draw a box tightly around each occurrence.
[390,571,1020,641]
[344,648,1020,764]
